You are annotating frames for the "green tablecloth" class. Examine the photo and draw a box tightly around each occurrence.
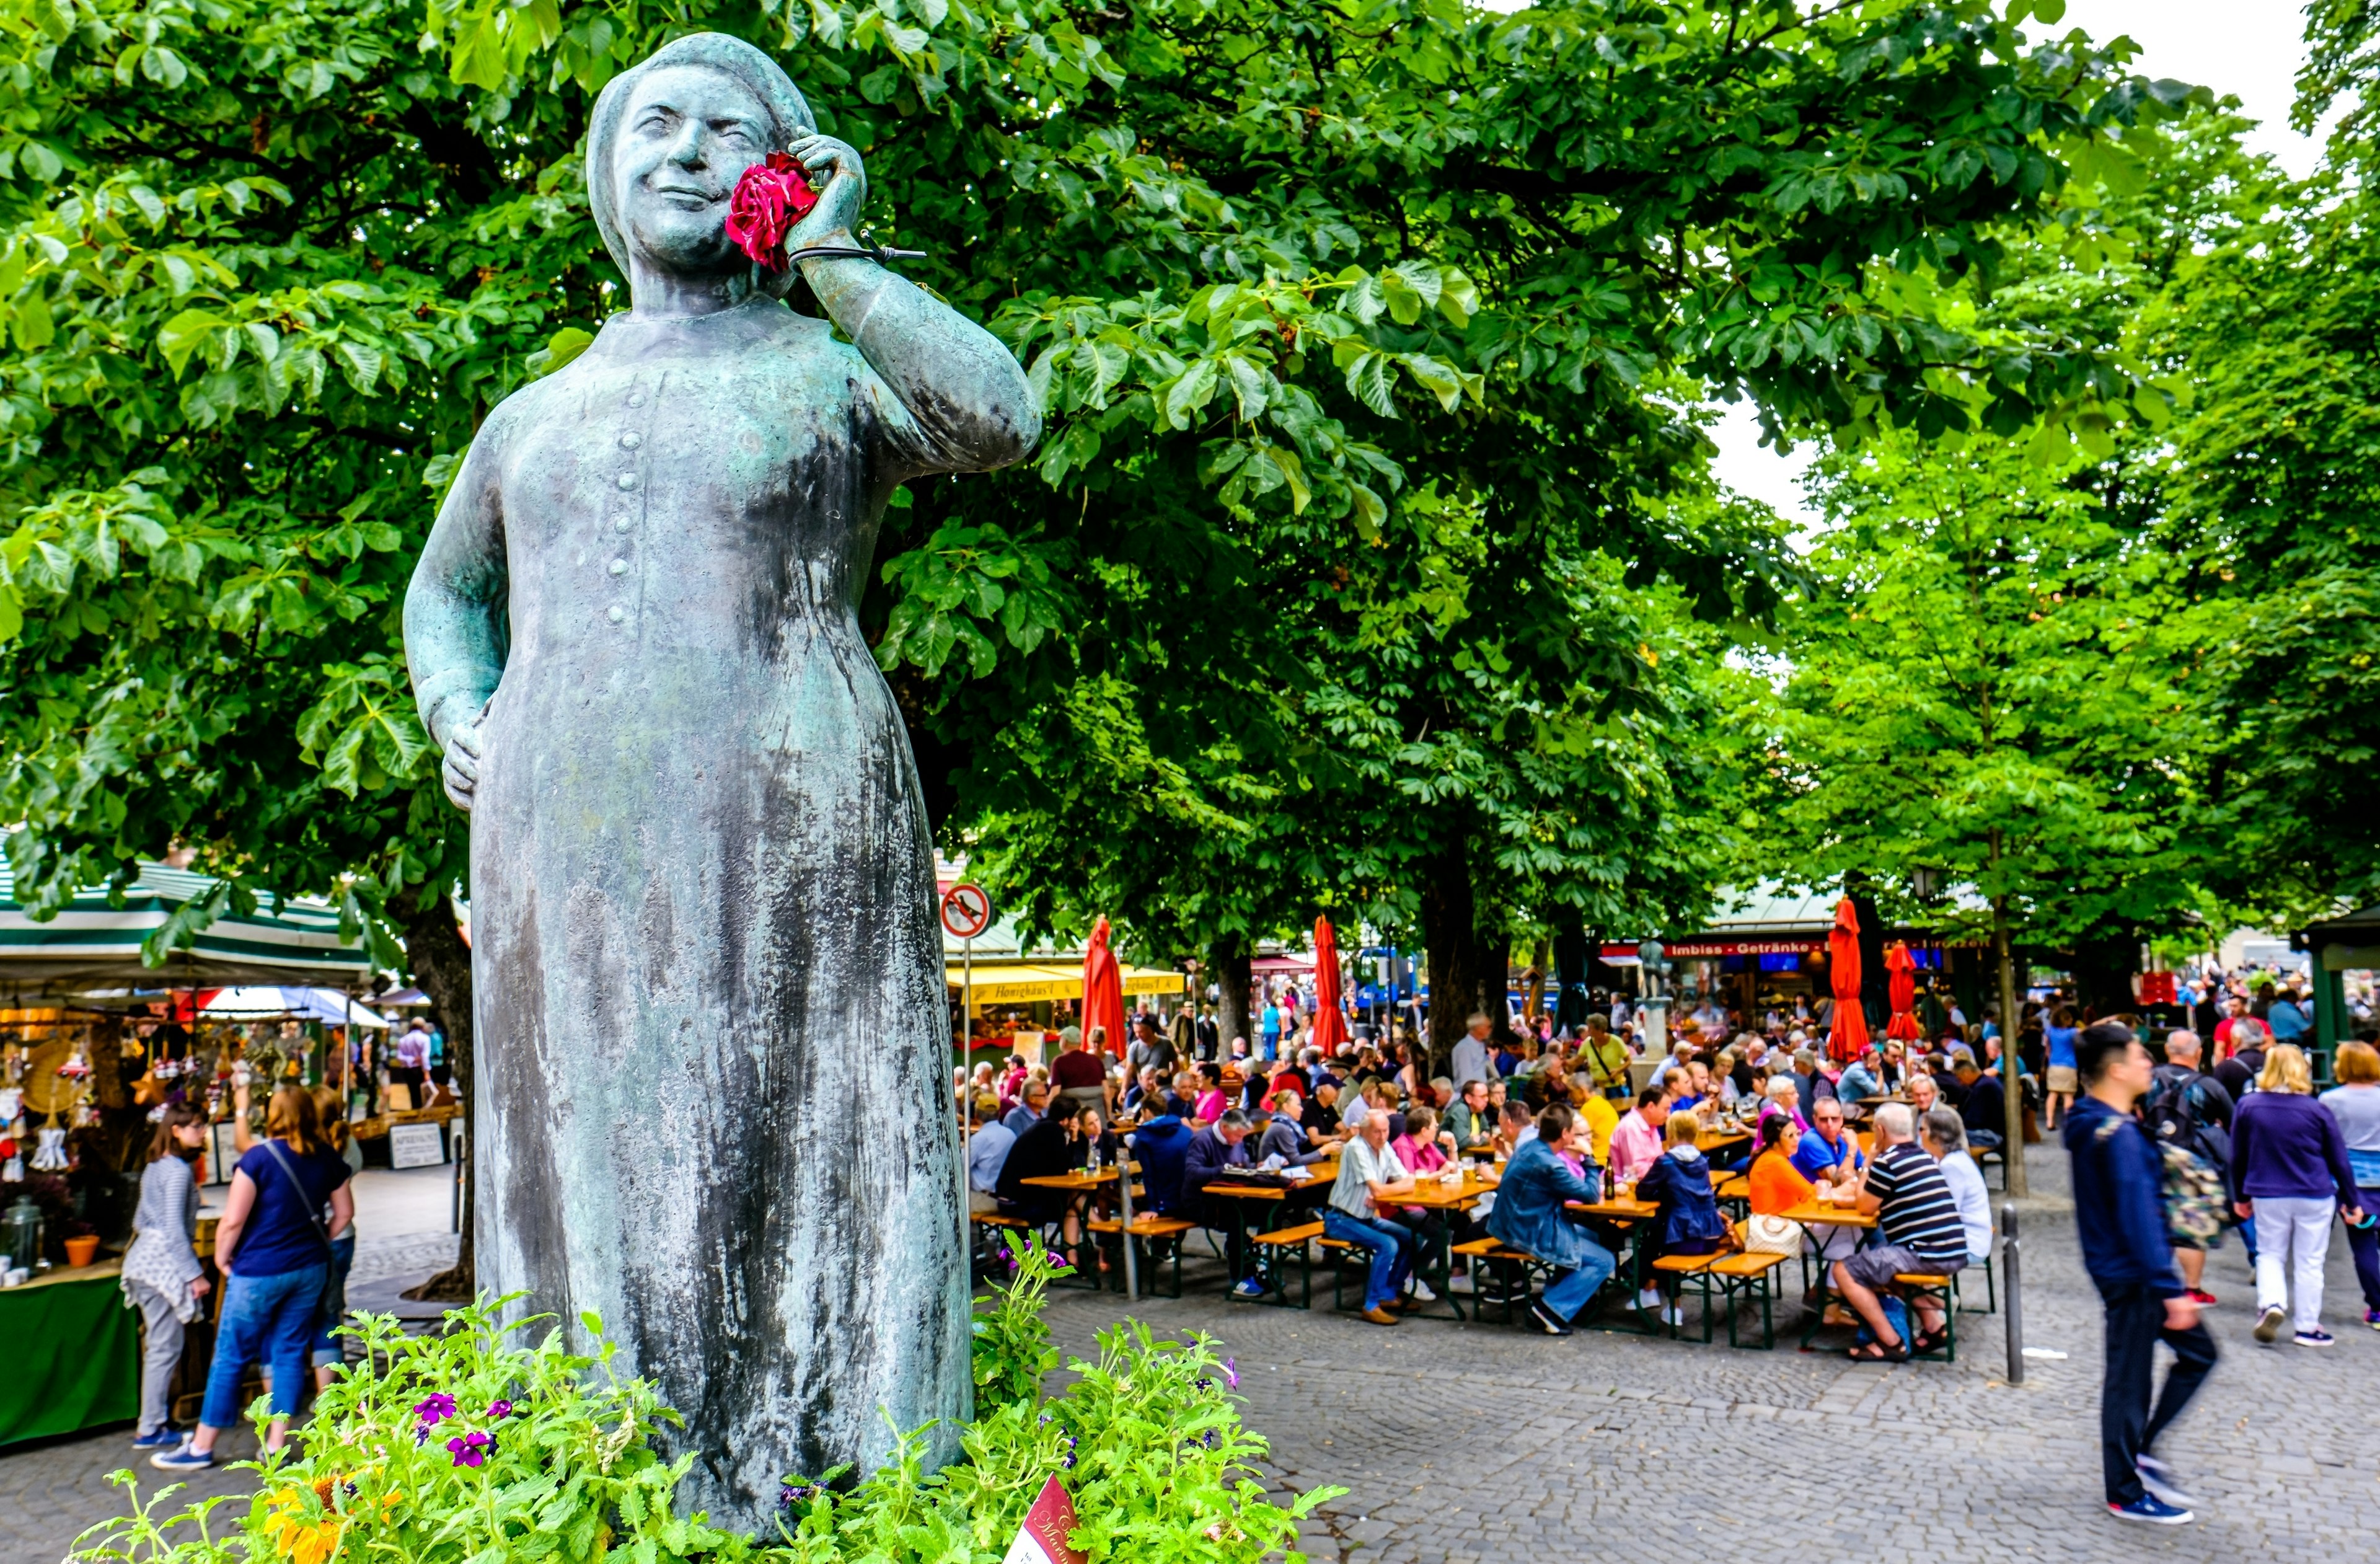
[0,1265,139,1446]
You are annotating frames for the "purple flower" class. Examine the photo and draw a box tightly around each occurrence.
[1222,1358,1238,1389]
[778,1481,819,1508]
[1061,1454,1076,1470]
[413,1393,457,1429]
[447,1431,491,1469]
[486,1399,514,1420]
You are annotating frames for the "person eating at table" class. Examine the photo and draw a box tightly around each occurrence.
[1001,1079,1049,1136]
[1185,1108,1269,1298]
[1952,1056,2006,1151]
[1302,1077,1348,1144]
[1832,1102,1970,1360]
[1132,1098,1194,1216]
[1748,1115,1817,1215]
[966,1092,1016,1214]
[1447,1079,1495,1154]
[995,1094,1090,1268]
[1759,1075,1808,1133]
[1324,1109,1424,1325]
[1792,1098,1866,1188]
[1906,1068,1941,1121]
[1259,1089,1331,1167]
[1491,1097,1538,1157]
[1608,1087,1670,1184]
[1579,1087,1620,1167]
[1122,1066,1166,1115]
[1485,1104,1616,1336]
[1634,1111,1731,1325]
[1840,1046,1885,1105]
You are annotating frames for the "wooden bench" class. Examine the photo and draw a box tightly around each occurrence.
[1240,1221,1324,1309]
[1893,1273,1959,1362]
[1704,1250,1792,1349]
[1452,1237,1546,1325]
[1086,1214,1197,1297]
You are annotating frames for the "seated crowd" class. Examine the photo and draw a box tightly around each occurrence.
[959,1004,2002,1345]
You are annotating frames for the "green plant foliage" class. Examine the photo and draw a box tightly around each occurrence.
[71,1240,1341,1564]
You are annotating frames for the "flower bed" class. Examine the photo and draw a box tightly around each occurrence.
[72,1236,1338,1562]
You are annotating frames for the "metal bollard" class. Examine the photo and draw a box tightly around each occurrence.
[1117,1136,1140,1302]
[2001,1201,2024,1385]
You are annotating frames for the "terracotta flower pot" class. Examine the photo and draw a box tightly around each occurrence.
[63,1235,100,1268]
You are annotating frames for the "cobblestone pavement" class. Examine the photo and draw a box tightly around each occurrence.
[1034,1145,2380,1563]
[9,1151,2378,1563]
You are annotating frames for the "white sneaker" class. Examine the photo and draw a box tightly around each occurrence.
[1664,1304,1685,1327]
[1409,1278,1438,1304]
[1447,1271,1477,1294]
[1636,1287,1662,1311]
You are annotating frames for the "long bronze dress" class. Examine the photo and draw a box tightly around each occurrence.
[404,289,1036,1528]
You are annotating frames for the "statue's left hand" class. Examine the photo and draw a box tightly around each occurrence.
[787,134,866,251]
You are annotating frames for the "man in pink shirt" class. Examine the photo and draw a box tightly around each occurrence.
[1608,1087,1670,1182]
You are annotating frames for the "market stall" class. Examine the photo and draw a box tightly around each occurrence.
[1,859,389,1444]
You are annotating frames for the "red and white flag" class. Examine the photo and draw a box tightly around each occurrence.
[1003,1475,1087,1564]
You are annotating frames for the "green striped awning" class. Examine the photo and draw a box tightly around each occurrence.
[0,860,371,994]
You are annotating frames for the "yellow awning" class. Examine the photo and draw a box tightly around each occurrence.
[1121,965,1182,994]
[946,962,1185,1004]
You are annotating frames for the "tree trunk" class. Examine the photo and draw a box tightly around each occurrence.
[1420,844,1482,1079]
[1991,867,2029,1199]
[1481,935,1518,1046]
[1551,916,1593,1031]
[400,893,478,1300]
[1212,934,1253,1063]
[1845,872,1891,1031]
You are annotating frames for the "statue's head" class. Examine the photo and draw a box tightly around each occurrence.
[588,33,815,300]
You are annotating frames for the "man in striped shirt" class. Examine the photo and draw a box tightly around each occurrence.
[1833,1102,1970,1359]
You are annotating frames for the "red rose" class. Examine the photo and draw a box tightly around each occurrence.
[725,152,820,273]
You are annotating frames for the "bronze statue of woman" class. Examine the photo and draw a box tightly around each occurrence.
[403,32,1037,1529]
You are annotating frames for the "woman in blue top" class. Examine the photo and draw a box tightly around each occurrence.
[152,1084,354,1470]
[1632,1112,1729,1326]
[2044,1007,2081,1132]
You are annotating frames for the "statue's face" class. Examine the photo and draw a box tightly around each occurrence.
[614,64,773,273]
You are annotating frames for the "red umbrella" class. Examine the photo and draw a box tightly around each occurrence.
[1827,897,1869,1063]
[1885,941,1923,1043]
[1311,916,1349,1055]
[1082,916,1127,1058]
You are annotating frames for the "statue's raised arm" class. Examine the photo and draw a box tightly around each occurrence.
[400,32,1038,1534]
[783,133,1040,478]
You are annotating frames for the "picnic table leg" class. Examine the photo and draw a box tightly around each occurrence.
[1427,1219,1464,1322]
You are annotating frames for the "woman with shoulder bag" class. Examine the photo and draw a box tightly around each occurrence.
[309,1085,366,1389]
[151,1085,354,1470]
[121,1105,212,1449]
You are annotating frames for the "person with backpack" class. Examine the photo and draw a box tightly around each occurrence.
[2066,1020,2218,1526]
[2142,1030,2234,1307]
[151,1084,355,1470]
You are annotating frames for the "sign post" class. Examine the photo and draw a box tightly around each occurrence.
[941,882,995,1261]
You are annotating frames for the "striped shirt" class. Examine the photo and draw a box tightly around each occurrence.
[1866,1142,1968,1265]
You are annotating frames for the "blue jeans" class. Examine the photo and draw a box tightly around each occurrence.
[1541,1236,1618,1322]
[1323,1208,1417,1310]
[203,1262,328,1428]
[311,1232,356,1368]
[2348,1186,2380,1313]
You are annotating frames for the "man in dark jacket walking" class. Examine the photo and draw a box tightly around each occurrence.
[2066,1021,2218,1527]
